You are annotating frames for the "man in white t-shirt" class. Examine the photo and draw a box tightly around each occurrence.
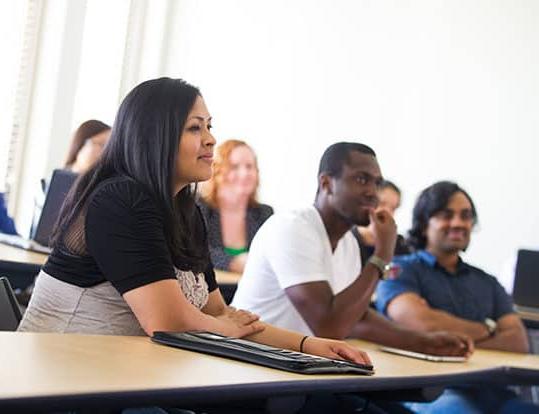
[233,142,472,356]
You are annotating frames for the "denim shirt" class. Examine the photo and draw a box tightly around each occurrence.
[375,250,514,322]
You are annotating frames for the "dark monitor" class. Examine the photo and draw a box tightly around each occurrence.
[33,169,78,247]
[513,249,539,308]
[0,277,22,331]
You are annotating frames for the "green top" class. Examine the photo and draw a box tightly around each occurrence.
[224,246,248,256]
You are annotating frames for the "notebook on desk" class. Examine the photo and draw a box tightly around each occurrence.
[152,331,374,375]
[379,346,467,362]
[0,169,77,254]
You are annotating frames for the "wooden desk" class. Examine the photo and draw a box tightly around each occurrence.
[0,244,46,289]
[214,269,241,304]
[517,309,539,330]
[0,243,48,266]
[3,333,539,412]
[0,243,239,294]
[0,244,240,286]
[214,269,241,285]
[349,339,539,381]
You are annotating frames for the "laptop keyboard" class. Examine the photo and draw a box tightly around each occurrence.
[152,331,374,375]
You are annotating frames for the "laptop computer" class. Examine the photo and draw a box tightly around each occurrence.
[0,169,78,254]
[513,249,539,313]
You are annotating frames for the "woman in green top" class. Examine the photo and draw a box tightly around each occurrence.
[198,139,273,273]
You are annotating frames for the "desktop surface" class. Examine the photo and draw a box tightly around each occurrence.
[3,333,539,412]
[347,339,539,375]
[0,243,239,285]
[0,242,48,266]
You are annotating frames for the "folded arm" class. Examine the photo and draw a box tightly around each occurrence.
[386,292,528,353]
[351,308,472,356]
[476,314,529,353]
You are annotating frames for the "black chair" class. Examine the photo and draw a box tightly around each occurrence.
[0,276,22,331]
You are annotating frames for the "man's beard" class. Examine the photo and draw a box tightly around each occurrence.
[440,240,470,254]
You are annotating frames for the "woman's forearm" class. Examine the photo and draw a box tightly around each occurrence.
[244,322,306,351]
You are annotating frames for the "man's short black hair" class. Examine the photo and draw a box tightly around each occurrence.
[408,181,478,250]
[318,142,376,178]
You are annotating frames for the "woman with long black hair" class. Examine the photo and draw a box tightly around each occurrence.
[18,77,369,364]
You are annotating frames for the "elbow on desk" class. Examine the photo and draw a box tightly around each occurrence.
[518,341,531,354]
[139,316,204,337]
[514,331,531,354]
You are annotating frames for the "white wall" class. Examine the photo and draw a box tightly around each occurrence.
[162,0,539,276]
[12,0,539,279]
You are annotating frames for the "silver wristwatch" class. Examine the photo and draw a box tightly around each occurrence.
[367,255,392,280]
[484,318,497,337]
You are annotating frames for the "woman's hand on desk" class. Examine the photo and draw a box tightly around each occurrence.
[303,337,372,366]
[217,306,265,338]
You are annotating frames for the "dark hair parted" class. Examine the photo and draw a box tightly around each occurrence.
[53,77,209,271]
[380,179,400,195]
[65,120,111,168]
[318,142,376,178]
[408,181,478,250]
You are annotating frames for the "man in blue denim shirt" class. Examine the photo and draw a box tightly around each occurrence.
[376,181,535,414]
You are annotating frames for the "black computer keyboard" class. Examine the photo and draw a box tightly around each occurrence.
[151,331,374,375]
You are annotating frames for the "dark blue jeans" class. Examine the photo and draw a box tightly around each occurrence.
[405,386,539,414]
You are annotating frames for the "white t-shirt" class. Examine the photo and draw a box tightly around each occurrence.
[231,206,362,335]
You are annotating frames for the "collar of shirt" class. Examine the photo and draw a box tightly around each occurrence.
[417,250,470,276]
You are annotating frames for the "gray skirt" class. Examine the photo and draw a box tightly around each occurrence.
[18,269,209,336]
[18,271,146,335]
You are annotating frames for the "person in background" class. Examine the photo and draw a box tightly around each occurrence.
[0,192,17,235]
[19,78,370,369]
[64,119,111,173]
[376,181,534,414]
[30,120,111,239]
[198,139,273,273]
[353,179,411,265]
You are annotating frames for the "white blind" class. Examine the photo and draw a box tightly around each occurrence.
[3,0,43,213]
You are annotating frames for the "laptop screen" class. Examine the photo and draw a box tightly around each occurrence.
[33,169,78,247]
[513,249,539,308]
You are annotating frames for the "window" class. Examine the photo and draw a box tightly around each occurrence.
[71,0,131,129]
[0,1,34,192]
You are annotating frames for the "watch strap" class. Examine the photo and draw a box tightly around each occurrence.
[367,255,390,280]
[484,318,497,336]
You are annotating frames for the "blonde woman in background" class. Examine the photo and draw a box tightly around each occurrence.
[198,140,273,273]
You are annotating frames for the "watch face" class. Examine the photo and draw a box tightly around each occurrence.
[485,318,497,334]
